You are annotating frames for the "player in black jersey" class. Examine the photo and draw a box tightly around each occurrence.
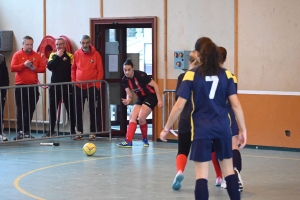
[117,59,163,147]
[172,50,200,190]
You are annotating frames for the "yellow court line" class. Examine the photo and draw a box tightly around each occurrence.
[13,150,177,200]
[12,148,300,199]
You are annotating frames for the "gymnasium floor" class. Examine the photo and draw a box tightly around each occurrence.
[1,137,300,200]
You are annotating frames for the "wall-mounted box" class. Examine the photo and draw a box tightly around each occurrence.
[174,50,191,70]
[0,31,13,51]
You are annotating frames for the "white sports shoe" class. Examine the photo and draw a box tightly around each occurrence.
[172,170,184,190]
[0,134,8,141]
[221,179,227,189]
[215,177,222,186]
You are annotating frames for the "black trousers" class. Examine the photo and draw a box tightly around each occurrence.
[177,119,192,157]
[74,86,100,133]
[49,85,75,133]
[15,86,39,133]
[0,89,7,134]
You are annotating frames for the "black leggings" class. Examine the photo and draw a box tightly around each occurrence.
[177,132,191,157]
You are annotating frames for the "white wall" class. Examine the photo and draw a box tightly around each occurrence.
[238,0,300,91]
[167,0,235,78]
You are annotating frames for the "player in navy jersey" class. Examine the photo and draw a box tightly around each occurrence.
[117,58,163,147]
[218,46,244,192]
[160,38,247,200]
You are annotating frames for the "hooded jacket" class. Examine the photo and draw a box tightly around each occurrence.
[71,45,104,89]
[10,49,46,85]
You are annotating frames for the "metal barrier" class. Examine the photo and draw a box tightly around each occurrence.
[162,90,179,132]
[0,80,111,143]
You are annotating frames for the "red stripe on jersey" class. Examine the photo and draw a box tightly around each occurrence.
[134,77,146,96]
[146,85,155,93]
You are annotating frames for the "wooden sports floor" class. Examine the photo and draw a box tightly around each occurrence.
[1,137,300,200]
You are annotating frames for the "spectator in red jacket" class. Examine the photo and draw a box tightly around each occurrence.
[71,35,104,141]
[10,36,46,140]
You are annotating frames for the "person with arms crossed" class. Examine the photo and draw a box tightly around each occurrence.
[117,58,163,147]
[0,54,9,141]
[71,35,104,141]
[43,37,76,137]
[10,36,46,140]
[160,38,247,200]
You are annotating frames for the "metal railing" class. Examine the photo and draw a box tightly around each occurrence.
[162,90,179,132]
[0,80,111,143]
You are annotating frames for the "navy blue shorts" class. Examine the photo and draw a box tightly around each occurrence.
[190,138,232,162]
[135,94,158,110]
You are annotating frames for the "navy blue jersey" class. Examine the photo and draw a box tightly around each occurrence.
[122,70,155,98]
[226,72,239,136]
[177,67,237,140]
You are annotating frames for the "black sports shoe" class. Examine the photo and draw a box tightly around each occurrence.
[42,131,57,138]
[14,131,24,140]
[73,132,84,140]
[24,132,35,139]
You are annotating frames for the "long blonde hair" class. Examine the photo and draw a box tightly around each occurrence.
[188,50,200,69]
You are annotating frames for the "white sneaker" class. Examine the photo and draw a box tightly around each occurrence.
[0,134,8,141]
[234,167,244,192]
[221,179,227,189]
[215,177,222,186]
[172,170,184,190]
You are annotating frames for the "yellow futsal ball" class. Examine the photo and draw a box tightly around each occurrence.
[83,143,97,156]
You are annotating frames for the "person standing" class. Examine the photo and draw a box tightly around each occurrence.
[0,54,9,141]
[218,46,244,192]
[10,36,46,140]
[43,38,76,137]
[71,35,104,141]
[160,38,247,200]
[117,58,163,148]
[172,47,223,190]
[172,50,200,190]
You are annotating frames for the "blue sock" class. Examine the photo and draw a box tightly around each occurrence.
[233,149,242,172]
[225,174,240,200]
[195,179,208,200]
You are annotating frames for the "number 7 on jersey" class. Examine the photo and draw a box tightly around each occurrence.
[205,76,219,99]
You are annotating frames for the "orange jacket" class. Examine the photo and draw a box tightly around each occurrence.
[71,45,104,89]
[10,49,46,85]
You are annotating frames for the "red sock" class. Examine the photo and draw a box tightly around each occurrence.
[140,123,148,139]
[176,154,187,172]
[126,122,137,142]
[211,152,222,178]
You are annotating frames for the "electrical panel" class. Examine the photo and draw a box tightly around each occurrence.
[0,31,13,51]
[174,50,191,70]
